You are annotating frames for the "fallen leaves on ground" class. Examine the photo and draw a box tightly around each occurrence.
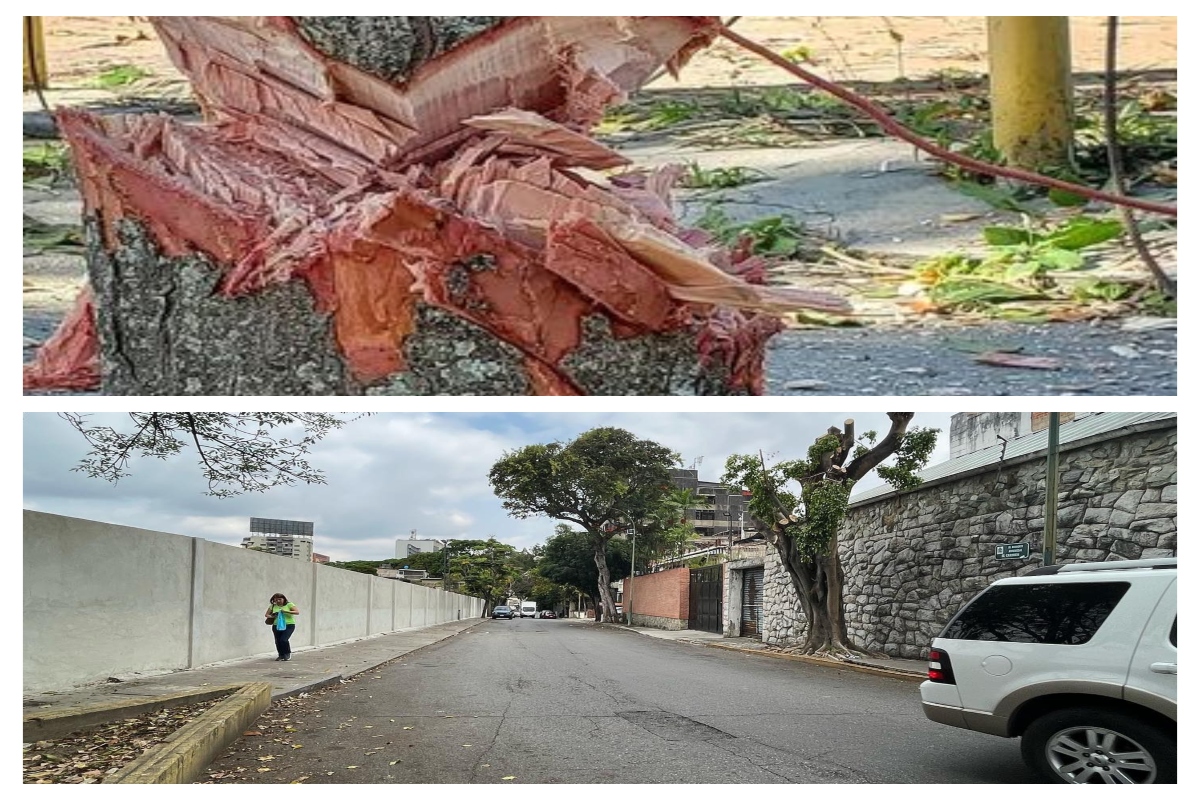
[975,352,1063,371]
[22,697,224,783]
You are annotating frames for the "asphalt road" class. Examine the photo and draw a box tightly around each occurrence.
[206,620,1036,784]
[768,321,1177,396]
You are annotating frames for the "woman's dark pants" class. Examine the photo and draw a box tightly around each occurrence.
[273,624,296,657]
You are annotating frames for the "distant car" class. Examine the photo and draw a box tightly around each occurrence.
[491,605,513,619]
[539,610,557,619]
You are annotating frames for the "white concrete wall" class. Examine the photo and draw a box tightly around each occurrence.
[195,538,314,665]
[24,513,194,691]
[411,584,429,629]
[369,576,393,635]
[395,580,414,629]
[23,511,484,694]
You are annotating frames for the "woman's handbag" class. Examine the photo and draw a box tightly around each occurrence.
[265,613,277,626]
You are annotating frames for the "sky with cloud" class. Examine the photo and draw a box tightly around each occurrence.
[23,412,954,562]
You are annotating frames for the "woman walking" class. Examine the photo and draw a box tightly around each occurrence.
[266,593,299,661]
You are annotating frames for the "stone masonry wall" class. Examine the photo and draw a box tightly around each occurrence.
[762,423,1177,658]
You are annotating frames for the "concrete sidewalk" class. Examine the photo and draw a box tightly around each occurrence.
[24,618,489,725]
[619,624,928,680]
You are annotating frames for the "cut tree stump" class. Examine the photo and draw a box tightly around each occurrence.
[24,16,847,396]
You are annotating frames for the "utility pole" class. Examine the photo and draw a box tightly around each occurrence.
[1043,412,1061,566]
[627,524,636,626]
[988,17,1075,170]
[23,17,47,91]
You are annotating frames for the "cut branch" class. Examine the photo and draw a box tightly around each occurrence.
[844,412,914,481]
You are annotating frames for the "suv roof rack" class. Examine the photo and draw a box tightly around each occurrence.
[1025,557,1177,577]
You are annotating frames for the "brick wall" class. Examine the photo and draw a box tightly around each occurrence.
[623,568,689,630]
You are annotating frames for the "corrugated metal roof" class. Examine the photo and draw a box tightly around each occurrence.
[851,412,1176,506]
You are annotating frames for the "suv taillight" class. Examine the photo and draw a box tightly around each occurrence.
[928,648,956,684]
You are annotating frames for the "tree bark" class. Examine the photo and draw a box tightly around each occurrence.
[591,539,618,624]
[772,533,870,656]
[295,17,507,82]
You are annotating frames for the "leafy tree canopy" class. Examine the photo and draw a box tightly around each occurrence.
[538,525,631,600]
[489,427,680,533]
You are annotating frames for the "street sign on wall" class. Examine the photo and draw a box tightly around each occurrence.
[995,542,1032,560]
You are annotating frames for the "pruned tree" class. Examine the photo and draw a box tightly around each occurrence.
[60,412,364,497]
[723,414,939,657]
[490,428,676,623]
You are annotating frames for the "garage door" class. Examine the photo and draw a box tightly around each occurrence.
[741,567,764,638]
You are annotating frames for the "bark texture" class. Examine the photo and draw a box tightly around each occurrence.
[592,540,619,624]
[89,218,348,396]
[296,17,507,81]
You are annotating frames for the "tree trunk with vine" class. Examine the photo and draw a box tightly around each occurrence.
[730,412,933,658]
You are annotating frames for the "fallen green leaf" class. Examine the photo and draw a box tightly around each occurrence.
[94,64,151,88]
[1043,217,1124,251]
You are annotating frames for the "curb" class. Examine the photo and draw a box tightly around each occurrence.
[702,642,927,682]
[619,627,926,683]
[23,684,244,742]
[106,682,272,784]
[29,619,489,784]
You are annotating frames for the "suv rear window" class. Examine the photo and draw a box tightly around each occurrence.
[941,581,1130,645]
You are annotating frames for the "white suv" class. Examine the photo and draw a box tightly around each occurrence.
[920,558,1177,784]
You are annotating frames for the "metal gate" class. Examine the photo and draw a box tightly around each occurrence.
[688,565,723,634]
[741,567,764,638]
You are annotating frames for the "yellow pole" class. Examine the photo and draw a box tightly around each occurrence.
[987,17,1074,170]
[23,16,48,90]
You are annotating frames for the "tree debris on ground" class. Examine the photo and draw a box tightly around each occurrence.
[24,16,848,396]
[22,698,223,784]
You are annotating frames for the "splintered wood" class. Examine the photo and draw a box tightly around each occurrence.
[25,16,846,396]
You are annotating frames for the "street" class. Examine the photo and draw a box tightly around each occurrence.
[207,619,1034,784]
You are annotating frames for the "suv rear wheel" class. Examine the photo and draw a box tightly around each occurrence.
[1021,707,1175,784]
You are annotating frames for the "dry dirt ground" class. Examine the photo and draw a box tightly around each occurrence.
[32,16,1176,89]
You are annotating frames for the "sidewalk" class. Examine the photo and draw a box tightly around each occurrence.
[24,618,488,723]
[619,624,928,680]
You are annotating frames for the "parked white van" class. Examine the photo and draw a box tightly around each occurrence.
[520,601,537,618]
